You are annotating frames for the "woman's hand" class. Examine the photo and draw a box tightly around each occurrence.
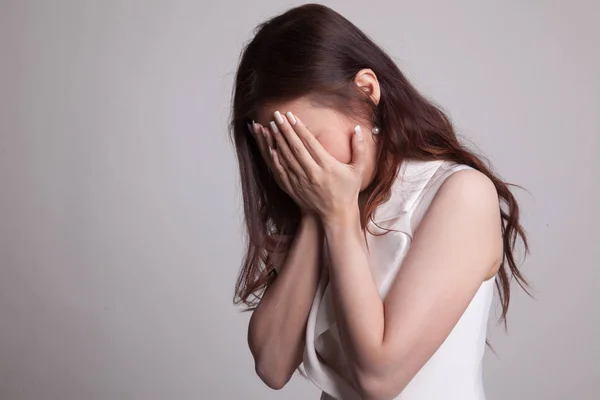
[247,120,314,215]
[264,111,367,225]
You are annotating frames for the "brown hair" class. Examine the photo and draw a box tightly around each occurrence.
[230,4,529,325]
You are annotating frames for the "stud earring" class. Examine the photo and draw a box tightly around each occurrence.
[371,126,380,135]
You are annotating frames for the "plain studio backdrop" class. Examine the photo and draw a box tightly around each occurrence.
[1,0,598,399]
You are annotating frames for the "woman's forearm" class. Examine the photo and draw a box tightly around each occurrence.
[248,213,323,389]
[321,208,386,385]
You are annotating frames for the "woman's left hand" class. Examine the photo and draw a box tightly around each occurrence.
[265,110,367,225]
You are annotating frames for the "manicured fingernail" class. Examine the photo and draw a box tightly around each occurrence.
[286,111,297,125]
[274,111,284,124]
[355,125,363,140]
[269,120,279,133]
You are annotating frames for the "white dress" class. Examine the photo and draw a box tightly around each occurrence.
[302,159,496,400]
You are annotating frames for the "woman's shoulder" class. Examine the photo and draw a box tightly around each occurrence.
[409,160,499,231]
[401,159,492,196]
[370,159,496,228]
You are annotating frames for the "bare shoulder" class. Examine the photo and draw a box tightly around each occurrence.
[433,168,500,215]
[420,168,503,273]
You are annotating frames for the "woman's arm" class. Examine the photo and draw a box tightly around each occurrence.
[323,170,503,400]
[248,213,323,390]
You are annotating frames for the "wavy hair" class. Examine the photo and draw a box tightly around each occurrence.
[230,4,529,325]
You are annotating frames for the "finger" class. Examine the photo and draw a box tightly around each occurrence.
[247,121,258,143]
[274,140,290,171]
[255,123,270,151]
[285,112,334,167]
[260,125,292,188]
[249,122,271,167]
[269,147,294,194]
[351,125,367,171]
[256,125,277,171]
[273,111,318,172]
[276,145,303,192]
[263,125,276,149]
[268,120,306,178]
[253,124,281,180]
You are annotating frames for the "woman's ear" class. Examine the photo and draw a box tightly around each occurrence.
[354,68,381,106]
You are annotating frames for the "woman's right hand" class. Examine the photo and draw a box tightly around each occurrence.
[248,121,314,215]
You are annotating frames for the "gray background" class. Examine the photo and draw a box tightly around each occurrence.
[1,0,598,399]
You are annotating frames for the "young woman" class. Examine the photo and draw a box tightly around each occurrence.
[231,4,528,400]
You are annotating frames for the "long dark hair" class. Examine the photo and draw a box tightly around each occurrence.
[230,4,529,325]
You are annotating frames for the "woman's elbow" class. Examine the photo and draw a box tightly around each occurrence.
[255,359,291,390]
[355,369,406,400]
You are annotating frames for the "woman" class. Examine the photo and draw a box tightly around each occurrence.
[231,4,528,400]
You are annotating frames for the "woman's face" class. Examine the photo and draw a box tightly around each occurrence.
[254,97,377,189]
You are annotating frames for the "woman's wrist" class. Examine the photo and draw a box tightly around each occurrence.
[320,206,361,235]
[300,211,323,233]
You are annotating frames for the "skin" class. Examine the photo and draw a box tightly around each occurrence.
[248,69,503,399]
[247,211,323,390]
[253,69,381,218]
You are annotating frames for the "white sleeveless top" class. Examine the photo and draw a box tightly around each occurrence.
[302,159,496,400]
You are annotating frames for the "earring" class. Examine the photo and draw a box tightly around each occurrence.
[371,126,380,135]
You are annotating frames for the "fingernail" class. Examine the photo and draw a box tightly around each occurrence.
[270,121,279,134]
[274,111,284,125]
[286,111,297,125]
[247,122,254,134]
[355,125,363,140]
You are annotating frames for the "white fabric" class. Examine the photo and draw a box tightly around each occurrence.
[302,159,496,400]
